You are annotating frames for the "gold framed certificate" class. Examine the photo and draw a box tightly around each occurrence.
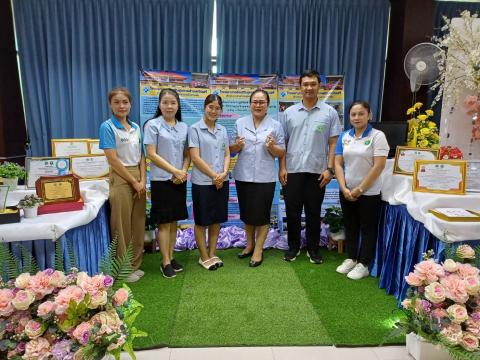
[25,157,71,189]
[35,174,80,204]
[393,146,439,175]
[413,160,466,195]
[429,208,480,222]
[466,160,480,193]
[70,155,109,180]
[51,139,90,157]
[88,139,104,154]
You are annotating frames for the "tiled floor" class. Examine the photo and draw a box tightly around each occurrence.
[121,346,415,360]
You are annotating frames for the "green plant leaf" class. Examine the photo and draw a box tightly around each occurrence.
[0,244,20,281]
[111,243,134,290]
[100,234,119,275]
[55,239,65,272]
[18,244,38,275]
[66,238,78,272]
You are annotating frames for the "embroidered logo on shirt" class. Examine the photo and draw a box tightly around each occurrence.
[120,138,129,143]
[315,124,326,133]
[364,140,371,145]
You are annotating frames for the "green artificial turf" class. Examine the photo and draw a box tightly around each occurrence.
[291,249,404,346]
[128,248,403,349]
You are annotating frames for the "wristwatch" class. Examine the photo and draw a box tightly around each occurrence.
[327,167,335,176]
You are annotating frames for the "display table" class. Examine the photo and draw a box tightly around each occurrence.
[0,180,110,274]
[380,160,480,242]
[372,160,480,303]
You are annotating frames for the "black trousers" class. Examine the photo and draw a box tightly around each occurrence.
[340,193,381,266]
[284,173,326,255]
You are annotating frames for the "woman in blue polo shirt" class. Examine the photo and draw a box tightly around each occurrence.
[99,87,146,283]
[144,88,190,279]
[189,94,230,271]
[230,89,285,267]
[334,101,389,280]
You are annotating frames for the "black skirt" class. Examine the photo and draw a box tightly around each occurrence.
[150,180,188,224]
[236,180,275,226]
[192,182,229,226]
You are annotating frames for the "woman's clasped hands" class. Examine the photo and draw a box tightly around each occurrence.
[212,171,228,190]
[172,168,188,184]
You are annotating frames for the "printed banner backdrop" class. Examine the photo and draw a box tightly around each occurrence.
[139,70,344,230]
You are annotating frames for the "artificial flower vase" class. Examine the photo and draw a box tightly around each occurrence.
[144,230,156,243]
[406,333,451,360]
[330,230,345,241]
[1,177,18,191]
[23,205,39,218]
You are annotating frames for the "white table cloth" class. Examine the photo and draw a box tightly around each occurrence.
[380,160,480,242]
[0,180,109,242]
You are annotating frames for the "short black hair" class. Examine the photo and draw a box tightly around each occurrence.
[249,89,270,106]
[299,70,321,85]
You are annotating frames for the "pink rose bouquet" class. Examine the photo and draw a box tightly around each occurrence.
[395,244,480,357]
[0,268,146,360]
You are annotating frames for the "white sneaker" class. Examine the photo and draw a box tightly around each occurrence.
[125,273,140,283]
[347,263,369,280]
[336,259,357,274]
[133,269,145,278]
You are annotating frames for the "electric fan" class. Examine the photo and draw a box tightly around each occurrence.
[404,42,442,93]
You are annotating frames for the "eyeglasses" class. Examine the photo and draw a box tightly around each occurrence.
[251,101,268,105]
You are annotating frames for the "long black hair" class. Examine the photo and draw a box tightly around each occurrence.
[152,88,182,121]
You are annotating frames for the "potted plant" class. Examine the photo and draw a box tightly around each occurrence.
[323,206,344,241]
[0,161,26,190]
[17,194,43,218]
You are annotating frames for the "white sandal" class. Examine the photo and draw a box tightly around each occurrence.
[198,257,217,271]
[211,256,224,268]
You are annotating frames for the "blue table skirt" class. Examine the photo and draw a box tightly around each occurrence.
[8,204,110,275]
[371,202,480,305]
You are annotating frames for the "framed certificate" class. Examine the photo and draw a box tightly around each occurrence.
[70,155,109,180]
[393,146,439,175]
[88,139,104,154]
[429,208,480,222]
[413,160,467,195]
[0,185,9,211]
[466,160,480,193]
[25,157,71,189]
[35,174,80,204]
[51,139,90,157]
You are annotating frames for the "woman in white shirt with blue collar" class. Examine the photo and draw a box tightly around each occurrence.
[334,101,389,280]
[99,87,146,283]
[230,89,285,267]
[144,88,190,279]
